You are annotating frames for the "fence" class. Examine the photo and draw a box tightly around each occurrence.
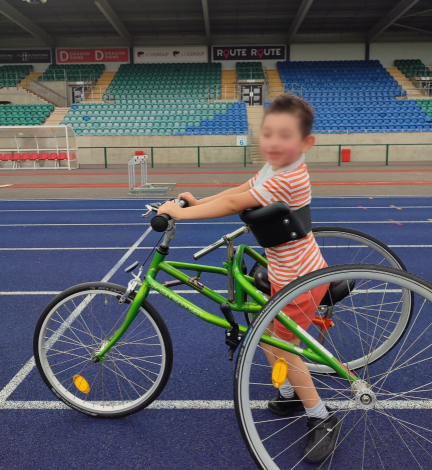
[38,69,97,83]
[79,142,432,168]
[206,84,238,101]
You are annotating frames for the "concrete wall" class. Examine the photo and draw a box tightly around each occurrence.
[29,80,67,107]
[74,132,432,167]
[76,135,247,167]
[370,43,432,68]
[0,88,48,104]
[307,133,432,164]
[291,44,366,62]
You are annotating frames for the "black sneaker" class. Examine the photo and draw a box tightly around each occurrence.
[268,391,305,416]
[303,411,341,464]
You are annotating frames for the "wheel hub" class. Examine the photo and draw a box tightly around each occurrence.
[351,380,377,410]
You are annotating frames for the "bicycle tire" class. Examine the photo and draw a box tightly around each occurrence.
[235,264,432,470]
[34,282,173,418]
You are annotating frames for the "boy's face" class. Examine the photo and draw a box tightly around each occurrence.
[260,112,315,168]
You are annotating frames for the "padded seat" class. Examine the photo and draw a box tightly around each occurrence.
[254,272,356,306]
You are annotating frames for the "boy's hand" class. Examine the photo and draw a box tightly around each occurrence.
[157,201,183,221]
[178,192,198,206]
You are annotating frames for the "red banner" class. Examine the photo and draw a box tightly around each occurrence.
[56,48,129,63]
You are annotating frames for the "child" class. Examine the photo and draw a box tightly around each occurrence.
[158,93,340,463]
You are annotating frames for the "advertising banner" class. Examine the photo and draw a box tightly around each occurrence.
[56,48,129,64]
[212,46,285,61]
[0,49,51,64]
[134,46,207,63]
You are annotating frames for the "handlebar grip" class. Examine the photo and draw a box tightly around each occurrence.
[151,214,171,232]
[178,198,189,208]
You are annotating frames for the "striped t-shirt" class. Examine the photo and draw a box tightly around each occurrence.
[248,161,326,288]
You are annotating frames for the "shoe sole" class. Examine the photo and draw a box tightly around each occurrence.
[303,418,342,464]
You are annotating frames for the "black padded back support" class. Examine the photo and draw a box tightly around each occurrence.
[239,201,312,248]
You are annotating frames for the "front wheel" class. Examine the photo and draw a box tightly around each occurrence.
[235,265,431,469]
[34,282,173,418]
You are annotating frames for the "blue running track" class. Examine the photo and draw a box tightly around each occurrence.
[1,196,432,470]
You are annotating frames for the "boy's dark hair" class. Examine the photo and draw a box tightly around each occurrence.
[263,93,314,137]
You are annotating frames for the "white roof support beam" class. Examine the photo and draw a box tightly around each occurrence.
[0,0,53,47]
[287,0,314,44]
[367,0,421,43]
[94,0,133,47]
[201,0,211,43]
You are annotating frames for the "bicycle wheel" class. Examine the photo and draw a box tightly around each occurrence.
[235,264,432,470]
[244,228,412,370]
[34,282,173,418]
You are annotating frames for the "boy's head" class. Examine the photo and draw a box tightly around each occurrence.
[260,93,315,168]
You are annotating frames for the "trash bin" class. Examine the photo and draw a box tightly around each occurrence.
[341,149,351,162]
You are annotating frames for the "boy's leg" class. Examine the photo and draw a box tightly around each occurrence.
[273,339,320,408]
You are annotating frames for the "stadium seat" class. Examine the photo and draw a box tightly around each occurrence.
[11,152,21,169]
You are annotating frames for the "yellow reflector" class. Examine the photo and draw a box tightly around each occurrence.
[73,375,90,394]
[272,358,288,389]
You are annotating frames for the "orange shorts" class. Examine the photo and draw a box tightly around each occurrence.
[272,280,328,341]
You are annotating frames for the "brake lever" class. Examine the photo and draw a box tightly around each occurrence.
[142,205,153,218]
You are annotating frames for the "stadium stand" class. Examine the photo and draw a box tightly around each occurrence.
[417,99,432,118]
[0,104,54,126]
[61,100,248,136]
[396,59,431,78]
[0,65,33,88]
[104,63,221,101]
[38,64,104,82]
[236,62,265,80]
[274,60,432,133]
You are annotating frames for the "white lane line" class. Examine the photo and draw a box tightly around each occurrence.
[0,227,153,404]
[0,289,400,296]
[0,289,230,296]
[1,399,432,410]
[2,206,432,212]
[0,184,13,188]
[0,244,431,252]
[0,222,242,227]
[0,221,431,227]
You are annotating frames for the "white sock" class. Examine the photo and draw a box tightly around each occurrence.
[305,400,329,420]
[279,379,295,398]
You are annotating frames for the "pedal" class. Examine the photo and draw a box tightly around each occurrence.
[221,303,244,361]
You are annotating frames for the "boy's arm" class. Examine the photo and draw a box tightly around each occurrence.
[158,190,259,221]
[178,181,252,206]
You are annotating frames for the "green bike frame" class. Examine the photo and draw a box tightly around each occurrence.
[93,239,358,385]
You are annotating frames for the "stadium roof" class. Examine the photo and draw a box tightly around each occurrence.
[0,0,431,48]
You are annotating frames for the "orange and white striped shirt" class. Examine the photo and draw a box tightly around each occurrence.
[248,158,326,288]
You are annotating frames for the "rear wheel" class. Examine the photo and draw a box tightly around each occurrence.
[34,282,173,418]
[244,227,413,373]
[235,265,431,470]
[245,226,408,326]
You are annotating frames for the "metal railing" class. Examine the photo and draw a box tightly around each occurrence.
[236,67,266,81]
[0,73,26,86]
[206,84,239,101]
[39,69,97,83]
[78,142,432,169]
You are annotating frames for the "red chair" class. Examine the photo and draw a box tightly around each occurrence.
[58,152,68,166]
[48,152,59,168]
[39,152,49,166]
[12,153,21,169]
[20,153,30,161]
[2,153,12,161]
[28,153,40,169]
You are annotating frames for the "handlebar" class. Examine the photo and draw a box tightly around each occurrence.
[193,225,250,260]
[150,198,189,232]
